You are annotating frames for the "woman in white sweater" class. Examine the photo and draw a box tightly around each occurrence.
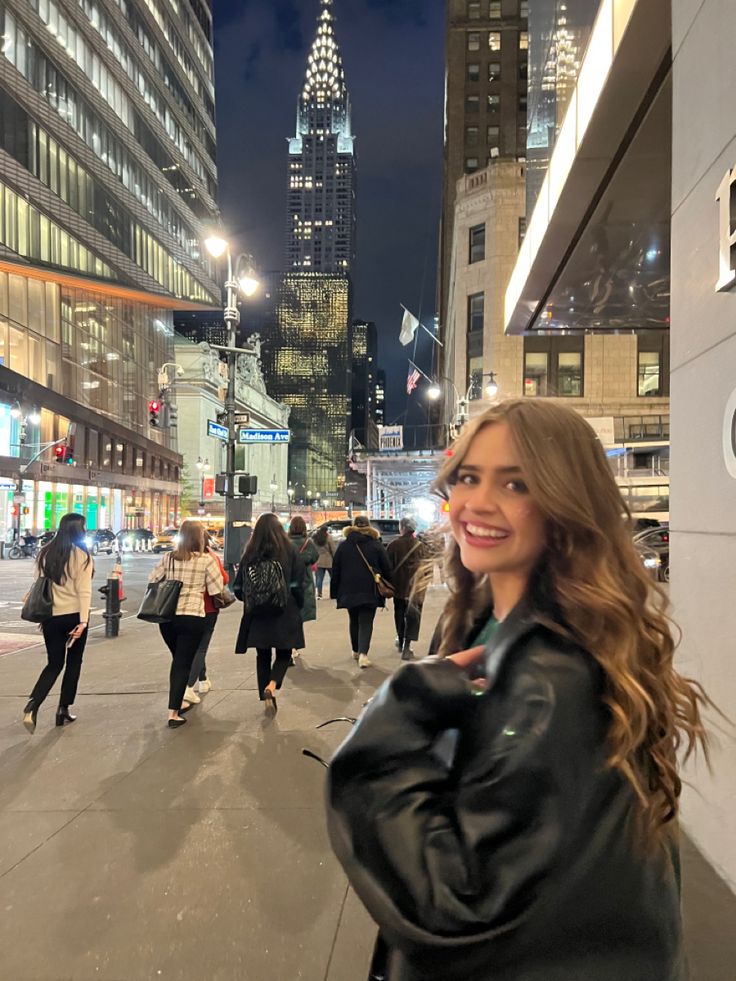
[23,513,94,733]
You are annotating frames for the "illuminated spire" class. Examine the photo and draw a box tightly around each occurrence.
[301,0,346,104]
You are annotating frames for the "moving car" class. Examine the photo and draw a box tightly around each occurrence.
[84,529,117,555]
[116,528,155,552]
[152,527,179,553]
[634,526,670,582]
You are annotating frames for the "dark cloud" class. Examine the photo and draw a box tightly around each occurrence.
[214,0,444,422]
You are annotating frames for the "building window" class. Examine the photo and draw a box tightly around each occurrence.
[489,31,501,51]
[468,32,481,51]
[467,63,480,82]
[487,124,500,145]
[519,93,528,111]
[488,94,500,110]
[468,1,481,18]
[637,333,669,397]
[465,157,480,172]
[524,337,584,397]
[520,1,529,16]
[489,1,502,17]
[466,125,479,146]
[469,224,486,263]
[518,216,527,246]
[489,62,501,82]
[467,328,484,400]
[520,31,529,50]
[466,94,480,112]
[468,293,484,333]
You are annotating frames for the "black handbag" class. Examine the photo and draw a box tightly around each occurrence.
[21,576,54,623]
[137,556,182,623]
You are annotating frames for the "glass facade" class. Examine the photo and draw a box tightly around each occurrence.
[265,274,351,497]
[526,0,601,214]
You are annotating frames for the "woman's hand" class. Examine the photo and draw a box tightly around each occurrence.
[447,645,487,691]
[68,622,87,642]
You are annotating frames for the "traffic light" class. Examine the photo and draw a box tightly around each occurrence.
[10,504,19,518]
[64,423,76,465]
[149,399,161,427]
[167,401,178,429]
[54,445,65,462]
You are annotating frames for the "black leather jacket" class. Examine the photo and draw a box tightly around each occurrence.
[326,604,684,981]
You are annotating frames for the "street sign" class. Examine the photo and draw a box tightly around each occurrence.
[238,429,290,444]
[207,420,229,441]
[234,412,251,425]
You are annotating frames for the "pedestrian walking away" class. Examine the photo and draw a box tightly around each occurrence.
[182,532,230,706]
[287,515,319,662]
[233,513,306,715]
[386,517,427,660]
[330,515,392,669]
[313,524,336,599]
[23,512,94,733]
[148,520,224,728]
[326,398,713,981]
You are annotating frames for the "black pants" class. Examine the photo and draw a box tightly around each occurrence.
[30,613,88,708]
[256,648,292,698]
[159,616,207,711]
[348,606,377,655]
[394,598,423,648]
[187,611,218,686]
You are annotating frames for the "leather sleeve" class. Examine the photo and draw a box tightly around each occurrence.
[326,648,602,954]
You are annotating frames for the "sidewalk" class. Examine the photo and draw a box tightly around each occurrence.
[0,585,733,980]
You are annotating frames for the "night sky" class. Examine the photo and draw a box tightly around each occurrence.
[213,0,445,424]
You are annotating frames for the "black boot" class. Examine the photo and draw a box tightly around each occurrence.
[56,705,77,726]
[23,699,38,734]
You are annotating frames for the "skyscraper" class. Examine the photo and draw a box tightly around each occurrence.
[263,0,355,498]
[0,0,219,536]
[350,319,377,449]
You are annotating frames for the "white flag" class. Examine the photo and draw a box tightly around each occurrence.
[399,307,420,346]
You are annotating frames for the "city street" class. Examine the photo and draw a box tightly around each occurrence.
[0,564,731,980]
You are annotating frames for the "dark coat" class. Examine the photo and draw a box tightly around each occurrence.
[330,526,392,610]
[326,602,684,981]
[288,534,319,623]
[386,532,425,601]
[233,545,306,652]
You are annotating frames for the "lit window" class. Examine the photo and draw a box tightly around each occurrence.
[468,32,481,51]
[519,31,528,50]
[465,157,479,172]
[488,94,500,110]
[489,31,501,51]
[468,293,484,333]
[638,352,661,397]
[489,2,501,17]
[520,1,529,17]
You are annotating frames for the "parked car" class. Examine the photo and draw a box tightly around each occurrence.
[310,517,402,545]
[152,527,179,553]
[636,544,662,580]
[84,529,117,555]
[116,528,155,552]
[634,526,669,582]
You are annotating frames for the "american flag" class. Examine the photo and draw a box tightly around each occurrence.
[406,366,421,395]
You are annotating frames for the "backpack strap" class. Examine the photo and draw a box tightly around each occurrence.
[392,540,422,573]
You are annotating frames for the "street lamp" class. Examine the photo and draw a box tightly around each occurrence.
[203,233,260,571]
[287,484,295,515]
[270,476,278,512]
[196,457,210,506]
[427,372,500,435]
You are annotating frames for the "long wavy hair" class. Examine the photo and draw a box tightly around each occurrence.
[431,399,710,842]
[38,513,91,585]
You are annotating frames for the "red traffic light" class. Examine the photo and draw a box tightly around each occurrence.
[54,445,65,459]
[149,400,160,412]
[10,504,19,517]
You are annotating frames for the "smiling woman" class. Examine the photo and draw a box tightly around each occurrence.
[326,398,713,981]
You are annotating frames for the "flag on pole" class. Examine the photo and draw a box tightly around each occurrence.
[399,307,420,346]
[406,366,421,395]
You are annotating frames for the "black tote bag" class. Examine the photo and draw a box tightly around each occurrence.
[137,556,182,623]
[21,576,54,623]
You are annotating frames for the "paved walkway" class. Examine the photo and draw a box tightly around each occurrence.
[0,585,733,980]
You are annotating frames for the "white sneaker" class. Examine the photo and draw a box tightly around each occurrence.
[183,686,201,704]
[198,678,212,694]
[358,654,372,669]
[352,651,360,661]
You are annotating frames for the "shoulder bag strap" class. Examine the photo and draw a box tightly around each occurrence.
[392,540,422,573]
[355,544,377,577]
[298,538,309,554]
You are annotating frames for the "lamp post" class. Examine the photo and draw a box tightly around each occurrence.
[203,234,259,572]
[427,372,499,436]
[270,476,278,512]
[287,484,295,516]
[195,457,210,507]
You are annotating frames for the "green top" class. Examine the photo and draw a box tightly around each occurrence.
[472,614,499,648]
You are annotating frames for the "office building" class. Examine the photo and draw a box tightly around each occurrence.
[0,0,220,536]
[262,0,355,499]
[439,0,528,342]
[372,369,386,426]
[350,319,378,449]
